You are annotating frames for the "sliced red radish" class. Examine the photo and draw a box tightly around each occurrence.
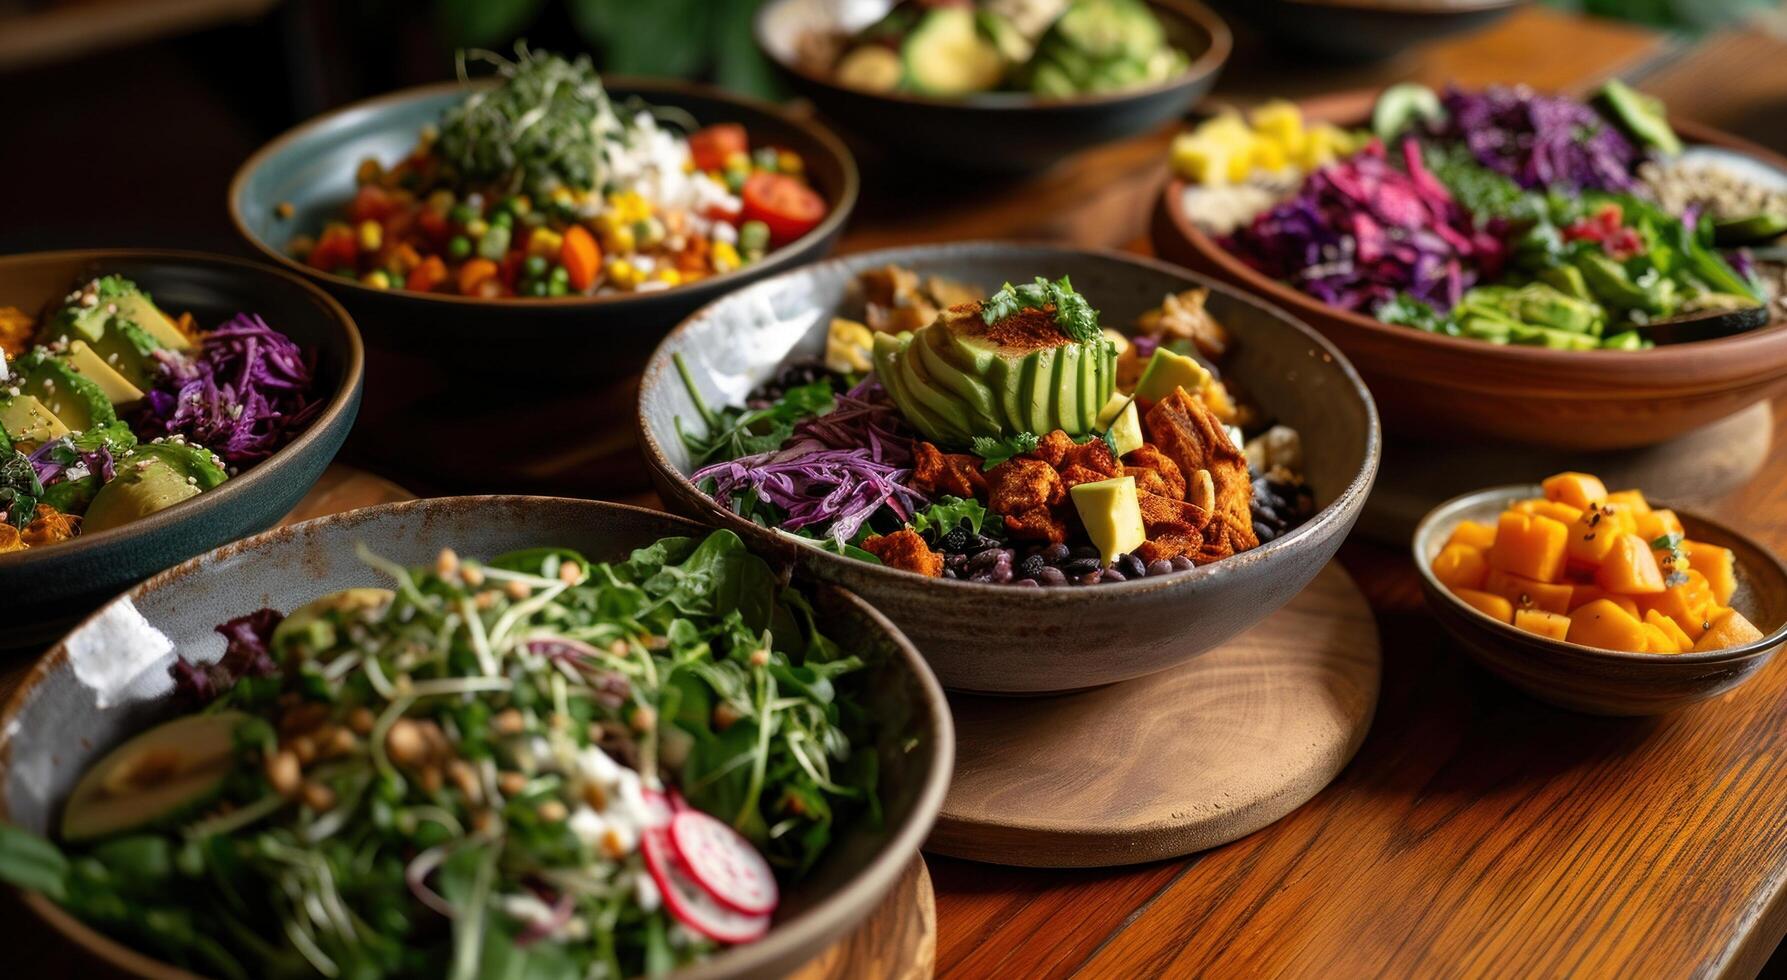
[641,788,674,829]
[641,827,770,944]
[669,809,779,916]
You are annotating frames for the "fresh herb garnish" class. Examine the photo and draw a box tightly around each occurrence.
[0,450,42,529]
[1651,532,1691,587]
[971,432,1040,470]
[1650,532,1684,552]
[673,353,835,467]
[909,496,997,539]
[981,276,1102,343]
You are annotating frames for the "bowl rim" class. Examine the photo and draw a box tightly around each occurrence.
[1155,90,1787,379]
[635,239,1383,602]
[0,494,955,980]
[227,76,861,311]
[0,247,363,571]
[1411,482,1787,664]
[752,0,1234,112]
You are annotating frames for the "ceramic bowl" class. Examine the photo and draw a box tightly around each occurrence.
[231,78,858,492]
[1152,89,1787,451]
[637,242,1380,693]
[1211,0,1521,62]
[0,249,362,651]
[1413,484,1787,715]
[0,496,952,980]
[754,0,1231,173]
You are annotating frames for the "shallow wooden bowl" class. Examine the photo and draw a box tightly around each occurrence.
[637,242,1380,694]
[0,497,952,980]
[1413,484,1787,715]
[1150,89,1787,451]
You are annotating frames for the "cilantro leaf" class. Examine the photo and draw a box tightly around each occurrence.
[0,450,42,530]
[1650,532,1684,551]
[981,275,1102,344]
[971,432,1040,470]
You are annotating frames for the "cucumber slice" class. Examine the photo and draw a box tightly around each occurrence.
[1597,79,1681,157]
[903,7,1006,96]
[977,10,1032,64]
[1372,83,1444,142]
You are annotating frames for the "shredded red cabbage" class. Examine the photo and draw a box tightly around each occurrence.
[690,379,927,544]
[1432,84,1639,192]
[141,313,321,465]
[168,607,283,705]
[1225,139,1504,313]
[27,438,115,487]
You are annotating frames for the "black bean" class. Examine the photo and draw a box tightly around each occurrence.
[1116,554,1146,579]
[1256,525,1278,544]
[1042,543,1071,564]
[939,527,969,553]
[1038,567,1068,587]
[1018,554,1047,579]
[1075,572,1102,586]
[1013,578,1040,588]
[1062,557,1102,577]
[1170,555,1196,572]
[1146,559,1174,577]
[1100,568,1126,583]
[1070,544,1101,562]
[968,549,1004,573]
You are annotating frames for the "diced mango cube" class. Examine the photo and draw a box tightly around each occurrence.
[1514,608,1571,641]
[1170,134,1235,186]
[1490,511,1569,583]
[1638,622,1682,654]
[1107,400,1144,458]
[1248,100,1306,153]
[1543,472,1608,511]
[1566,599,1649,652]
[1595,533,1666,595]
[1483,568,1574,615]
[1693,608,1766,652]
[1432,544,1488,592]
[1682,539,1736,605]
[1445,520,1497,551]
[1644,609,1694,652]
[1452,587,1514,624]
[1566,511,1622,570]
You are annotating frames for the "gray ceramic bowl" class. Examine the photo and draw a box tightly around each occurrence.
[755,0,1232,173]
[637,243,1380,693]
[0,250,362,651]
[0,496,952,980]
[230,78,858,491]
[1413,484,1787,715]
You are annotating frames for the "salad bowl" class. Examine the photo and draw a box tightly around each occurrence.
[231,76,858,490]
[1151,88,1787,451]
[0,250,362,651]
[754,0,1232,172]
[637,242,1380,693]
[0,496,952,979]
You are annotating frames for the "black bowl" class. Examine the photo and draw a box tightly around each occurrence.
[755,0,1232,173]
[0,249,362,651]
[231,78,858,493]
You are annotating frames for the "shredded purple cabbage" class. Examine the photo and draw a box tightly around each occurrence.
[1432,84,1639,192]
[691,379,927,544]
[1225,139,1504,313]
[27,438,115,487]
[140,313,321,465]
[169,607,283,705]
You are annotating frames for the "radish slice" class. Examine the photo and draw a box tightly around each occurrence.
[669,809,779,916]
[641,828,770,944]
[641,788,675,829]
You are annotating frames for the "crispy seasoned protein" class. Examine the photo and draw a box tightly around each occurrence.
[863,528,944,577]
[985,457,1066,515]
[911,441,988,498]
[1135,288,1229,360]
[1123,443,1187,500]
[1058,437,1122,478]
[21,505,78,547]
[1144,388,1258,552]
[1031,429,1076,468]
[1002,506,1068,544]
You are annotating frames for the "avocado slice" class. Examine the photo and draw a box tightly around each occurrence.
[904,7,1005,96]
[0,394,71,450]
[32,423,138,517]
[1052,342,1082,436]
[82,442,227,533]
[272,588,395,661]
[1597,79,1681,157]
[873,333,962,447]
[914,326,1003,434]
[64,340,144,406]
[899,345,976,446]
[108,289,194,353]
[61,711,246,842]
[14,349,116,434]
[1372,83,1444,142]
[1021,346,1058,434]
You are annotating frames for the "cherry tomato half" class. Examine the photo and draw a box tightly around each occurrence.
[740,173,826,245]
[688,124,748,172]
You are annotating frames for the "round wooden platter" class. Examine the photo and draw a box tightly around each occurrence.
[1357,402,1773,546]
[927,562,1381,868]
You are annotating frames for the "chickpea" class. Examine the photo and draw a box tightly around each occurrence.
[265,750,301,797]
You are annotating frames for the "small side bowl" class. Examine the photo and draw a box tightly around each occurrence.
[637,242,1380,694]
[755,0,1232,173]
[0,496,952,980]
[0,249,363,651]
[1413,484,1787,715]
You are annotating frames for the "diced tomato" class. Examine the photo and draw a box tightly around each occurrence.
[1606,227,1644,260]
[307,226,358,271]
[499,250,527,289]
[739,173,826,245]
[415,207,449,244]
[688,124,748,172]
[346,185,396,223]
[407,255,448,292]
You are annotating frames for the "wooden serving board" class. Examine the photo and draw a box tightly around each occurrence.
[927,563,1381,868]
[1359,401,1774,546]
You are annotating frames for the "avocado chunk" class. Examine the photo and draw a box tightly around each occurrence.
[1598,79,1681,157]
[903,7,1004,96]
[61,711,247,841]
[0,394,71,450]
[63,340,144,406]
[1133,347,1212,403]
[272,588,395,661]
[34,423,139,517]
[1026,0,1186,97]
[14,349,116,434]
[913,324,1004,434]
[1069,475,1146,564]
[835,46,903,94]
[82,442,228,533]
[1107,399,1144,457]
[1372,83,1445,142]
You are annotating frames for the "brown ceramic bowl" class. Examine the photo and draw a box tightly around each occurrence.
[0,496,951,980]
[637,242,1380,694]
[1413,484,1787,715]
[755,0,1232,172]
[1210,0,1521,62]
[230,77,858,492]
[1150,89,1787,451]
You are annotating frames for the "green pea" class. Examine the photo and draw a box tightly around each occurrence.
[725,168,749,193]
[449,203,476,225]
[549,265,570,285]
[739,220,771,254]
[548,279,570,296]
[447,235,472,260]
[527,280,550,297]
[524,254,549,278]
[333,266,357,279]
[753,146,780,172]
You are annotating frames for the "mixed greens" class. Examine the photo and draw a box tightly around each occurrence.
[0,531,877,978]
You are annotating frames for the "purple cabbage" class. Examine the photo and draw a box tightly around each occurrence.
[27,438,115,487]
[168,607,283,705]
[691,379,927,544]
[140,313,320,465]
[1433,84,1639,192]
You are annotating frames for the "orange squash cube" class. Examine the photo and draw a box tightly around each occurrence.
[1635,509,1685,543]
[1644,609,1694,652]
[1445,519,1497,551]
[1636,570,1714,639]
[1542,472,1608,511]
[1490,512,1569,583]
[1682,539,1736,605]
[1595,534,1667,595]
[1452,587,1514,624]
[1432,544,1489,591]
[1638,622,1682,654]
[1566,512,1623,570]
[1513,608,1571,640]
[1693,608,1766,652]
[1604,489,1651,515]
[1571,587,1640,620]
[1483,569,1574,615]
[1514,499,1585,526]
[1566,599,1649,652]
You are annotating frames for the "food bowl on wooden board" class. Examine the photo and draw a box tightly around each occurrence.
[1150,88,1787,451]
[1413,484,1787,715]
[1211,0,1522,62]
[754,0,1232,173]
[231,77,858,492]
[0,496,952,980]
[636,242,1380,694]
[0,250,362,651]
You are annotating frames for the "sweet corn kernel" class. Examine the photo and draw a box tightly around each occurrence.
[527,228,564,258]
[711,240,741,273]
[361,270,391,289]
[603,224,637,255]
[657,268,682,286]
[465,218,489,239]
[608,260,639,288]
[722,150,749,171]
[357,220,382,252]
[776,151,803,175]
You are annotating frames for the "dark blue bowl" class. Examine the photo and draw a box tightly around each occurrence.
[0,249,363,650]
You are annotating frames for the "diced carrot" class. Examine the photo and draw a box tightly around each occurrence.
[456,258,499,295]
[562,225,602,291]
[406,256,448,293]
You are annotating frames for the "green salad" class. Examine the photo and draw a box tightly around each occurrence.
[0,531,878,978]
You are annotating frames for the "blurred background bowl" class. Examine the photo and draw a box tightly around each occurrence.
[755,0,1232,173]
[0,496,952,980]
[232,78,857,494]
[637,242,1379,693]
[0,249,361,652]
[1210,0,1522,62]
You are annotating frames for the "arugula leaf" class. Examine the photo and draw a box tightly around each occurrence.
[981,276,1102,343]
[909,496,992,538]
[673,352,834,467]
[971,432,1040,470]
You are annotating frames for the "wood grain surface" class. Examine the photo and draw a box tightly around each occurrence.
[930,563,1379,867]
